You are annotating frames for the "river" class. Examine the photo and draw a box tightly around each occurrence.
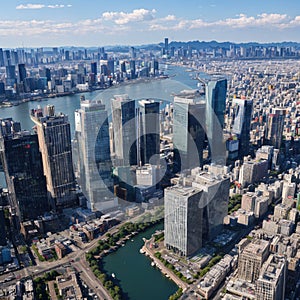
[0,66,198,298]
[102,222,178,300]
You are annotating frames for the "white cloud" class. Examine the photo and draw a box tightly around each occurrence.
[102,8,156,25]
[16,3,72,10]
[16,4,45,9]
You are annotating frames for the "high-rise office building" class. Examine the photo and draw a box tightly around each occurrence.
[238,239,270,283]
[164,186,203,257]
[205,78,227,164]
[165,169,229,257]
[3,50,11,66]
[265,108,286,149]
[0,208,7,246]
[173,90,206,171]
[0,118,49,221]
[0,48,4,67]
[91,62,97,75]
[164,38,169,53]
[111,95,137,166]
[30,105,77,209]
[5,65,16,87]
[138,100,160,166]
[73,97,117,211]
[18,63,27,84]
[232,98,253,158]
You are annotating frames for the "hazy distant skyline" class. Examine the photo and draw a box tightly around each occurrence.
[1,0,300,48]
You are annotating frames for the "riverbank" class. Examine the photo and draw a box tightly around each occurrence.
[86,219,167,300]
[0,75,169,108]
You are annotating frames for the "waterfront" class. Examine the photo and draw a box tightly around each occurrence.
[0,65,198,135]
[102,222,178,300]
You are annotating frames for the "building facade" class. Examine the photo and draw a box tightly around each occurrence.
[30,105,77,209]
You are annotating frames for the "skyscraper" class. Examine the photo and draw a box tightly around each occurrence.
[164,186,203,257]
[0,208,6,246]
[5,65,16,87]
[111,94,137,166]
[73,98,117,212]
[173,90,206,171]
[91,62,97,75]
[18,63,27,84]
[138,100,160,166]
[30,105,77,209]
[0,118,49,221]
[165,169,229,257]
[232,97,253,158]
[205,78,227,164]
[265,108,286,149]
[0,48,4,67]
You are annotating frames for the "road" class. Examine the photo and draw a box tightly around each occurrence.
[0,211,158,296]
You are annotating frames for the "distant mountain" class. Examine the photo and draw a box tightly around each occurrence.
[158,40,300,50]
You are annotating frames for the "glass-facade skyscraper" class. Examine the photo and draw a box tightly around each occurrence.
[173,91,206,172]
[0,118,49,221]
[73,98,117,212]
[111,94,137,166]
[232,98,253,158]
[205,78,227,164]
[138,99,160,166]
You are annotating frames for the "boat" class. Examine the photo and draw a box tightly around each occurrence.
[112,273,115,278]
[151,261,155,267]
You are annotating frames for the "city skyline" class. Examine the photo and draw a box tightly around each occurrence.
[0,1,300,47]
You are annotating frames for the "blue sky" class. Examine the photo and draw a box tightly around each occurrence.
[1,0,300,47]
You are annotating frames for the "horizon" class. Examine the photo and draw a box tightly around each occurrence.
[0,1,300,48]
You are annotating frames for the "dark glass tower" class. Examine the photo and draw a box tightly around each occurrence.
[138,100,160,166]
[205,78,227,164]
[232,98,253,158]
[0,119,49,221]
[111,95,137,166]
[30,105,77,209]
[173,92,206,172]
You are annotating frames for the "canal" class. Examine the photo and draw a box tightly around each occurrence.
[102,222,178,300]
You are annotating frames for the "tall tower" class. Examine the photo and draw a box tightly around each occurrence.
[265,108,286,149]
[111,95,137,166]
[232,98,253,158]
[173,90,206,172]
[73,98,117,212]
[30,105,77,209]
[138,100,160,166]
[205,78,227,164]
[164,169,229,257]
[18,63,27,84]
[0,118,49,221]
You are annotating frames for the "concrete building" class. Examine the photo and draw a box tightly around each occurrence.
[30,105,77,208]
[238,239,270,283]
[265,108,286,149]
[165,169,229,257]
[256,254,286,300]
[164,185,203,257]
[239,157,268,187]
